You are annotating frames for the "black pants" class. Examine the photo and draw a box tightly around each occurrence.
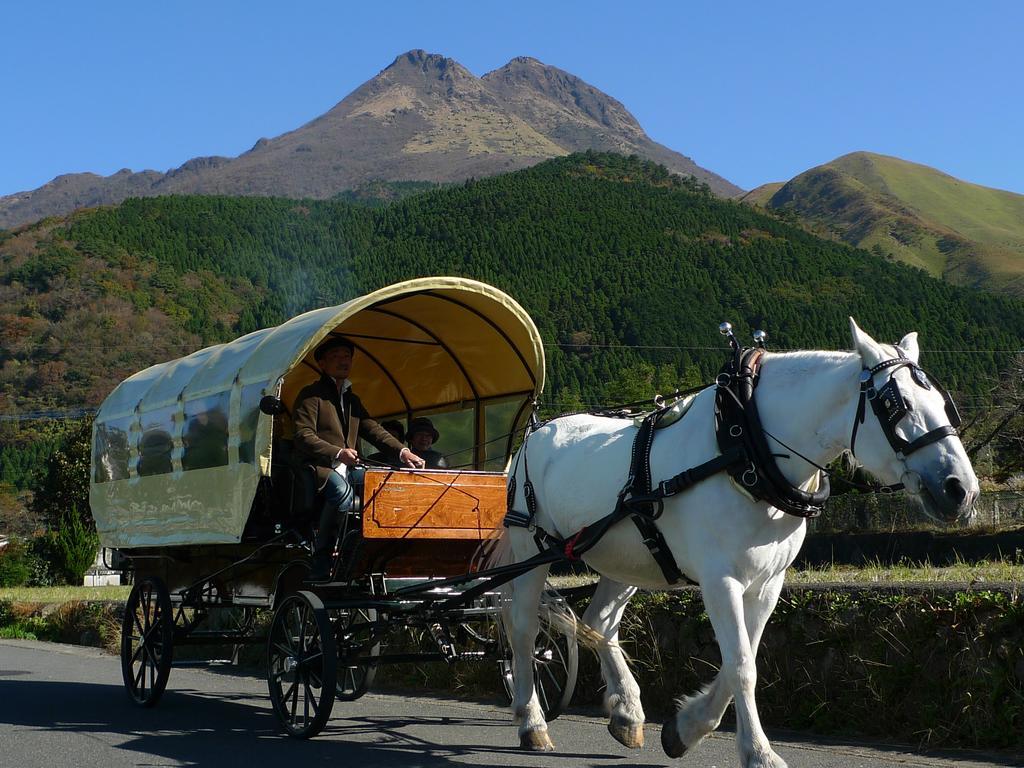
[312,470,355,571]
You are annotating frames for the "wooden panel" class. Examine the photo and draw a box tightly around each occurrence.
[352,540,490,577]
[362,469,507,540]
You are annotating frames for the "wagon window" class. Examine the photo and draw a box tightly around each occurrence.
[182,393,229,471]
[484,398,524,470]
[94,416,133,482]
[138,405,178,477]
[424,409,475,469]
[238,382,265,465]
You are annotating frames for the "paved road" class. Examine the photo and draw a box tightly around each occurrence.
[1,639,1020,768]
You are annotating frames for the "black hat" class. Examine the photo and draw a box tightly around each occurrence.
[380,419,406,442]
[407,417,440,442]
[314,335,354,361]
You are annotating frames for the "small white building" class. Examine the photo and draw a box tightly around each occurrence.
[84,547,121,586]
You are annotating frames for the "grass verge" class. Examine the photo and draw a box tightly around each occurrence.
[0,585,131,603]
[786,558,1024,585]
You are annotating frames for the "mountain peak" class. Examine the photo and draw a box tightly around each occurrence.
[385,49,475,81]
[483,56,643,137]
[0,50,742,228]
[503,56,547,69]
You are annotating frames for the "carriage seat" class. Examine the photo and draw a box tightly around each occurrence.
[243,440,365,543]
[270,439,364,519]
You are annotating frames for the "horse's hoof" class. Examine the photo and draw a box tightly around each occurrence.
[661,716,687,759]
[520,728,555,751]
[608,715,644,749]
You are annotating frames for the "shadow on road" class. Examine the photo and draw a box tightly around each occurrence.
[0,678,628,767]
[2,651,1020,768]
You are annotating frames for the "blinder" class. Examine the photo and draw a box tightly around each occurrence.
[873,377,909,428]
[855,357,961,458]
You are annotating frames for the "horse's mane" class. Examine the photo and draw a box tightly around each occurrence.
[761,348,857,378]
[771,348,855,363]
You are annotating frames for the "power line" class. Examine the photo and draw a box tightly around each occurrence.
[8,340,1022,354]
[546,343,1024,354]
[4,398,1023,423]
[0,409,94,422]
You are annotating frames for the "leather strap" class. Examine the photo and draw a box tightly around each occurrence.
[715,348,829,518]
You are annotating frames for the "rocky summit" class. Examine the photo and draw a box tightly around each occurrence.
[0,50,740,228]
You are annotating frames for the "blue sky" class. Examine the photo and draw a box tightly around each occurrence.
[2,1,1021,196]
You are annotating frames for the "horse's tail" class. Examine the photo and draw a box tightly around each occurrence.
[475,528,619,659]
[471,523,513,574]
[541,588,629,659]
[478,437,621,657]
[471,429,528,575]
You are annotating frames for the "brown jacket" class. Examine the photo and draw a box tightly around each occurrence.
[292,375,405,486]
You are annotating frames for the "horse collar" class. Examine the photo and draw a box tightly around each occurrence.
[715,348,831,518]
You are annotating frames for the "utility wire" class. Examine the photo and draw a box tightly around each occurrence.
[9,341,1023,354]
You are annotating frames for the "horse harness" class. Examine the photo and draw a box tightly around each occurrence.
[505,347,961,586]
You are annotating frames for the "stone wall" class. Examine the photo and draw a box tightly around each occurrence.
[568,584,1024,751]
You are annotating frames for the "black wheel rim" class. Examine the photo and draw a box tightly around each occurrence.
[335,607,379,700]
[120,576,173,708]
[267,591,336,738]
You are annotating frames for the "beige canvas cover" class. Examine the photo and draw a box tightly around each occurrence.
[90,277,545,549]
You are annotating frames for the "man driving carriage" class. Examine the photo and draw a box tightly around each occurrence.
[293,335,426,580]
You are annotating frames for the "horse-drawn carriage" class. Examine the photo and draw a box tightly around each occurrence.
[90,277,577,737]
[93,275,979,764]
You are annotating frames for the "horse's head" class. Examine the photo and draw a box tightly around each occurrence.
[849,318,979,524]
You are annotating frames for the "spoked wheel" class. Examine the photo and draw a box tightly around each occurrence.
[121,575,174,707]
[497,591,579,721]
[267,590,337,738]
[334,607,380,700]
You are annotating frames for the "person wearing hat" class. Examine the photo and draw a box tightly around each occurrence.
[293,335,426,580]
[407,417,449,469]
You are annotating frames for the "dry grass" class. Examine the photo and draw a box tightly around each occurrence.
[552,560,1024,590]
[787,558,1024,585]
[0,585,131,604]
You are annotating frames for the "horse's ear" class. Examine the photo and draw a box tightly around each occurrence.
[849,317,885,367]
[896,332,920,363]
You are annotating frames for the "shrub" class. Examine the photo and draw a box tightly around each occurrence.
[0,537,33,586]
[26,536,61,586]
[30,419,92,533]
[0,598,46,640]
[52,505,99,585]
[46,600,110,646]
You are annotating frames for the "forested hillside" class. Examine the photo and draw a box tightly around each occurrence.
[2,152,1024,489]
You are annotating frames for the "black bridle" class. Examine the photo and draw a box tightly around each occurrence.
[850,357,962,460]
[750,352,963,500]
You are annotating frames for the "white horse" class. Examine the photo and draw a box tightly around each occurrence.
[496,319,978,767]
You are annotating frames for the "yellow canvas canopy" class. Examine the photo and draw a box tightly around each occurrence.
[90,277,545,549]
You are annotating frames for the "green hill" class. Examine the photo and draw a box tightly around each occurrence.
[1,151,1022,431]
[738,182,783,207]
[747,152,1024,294]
